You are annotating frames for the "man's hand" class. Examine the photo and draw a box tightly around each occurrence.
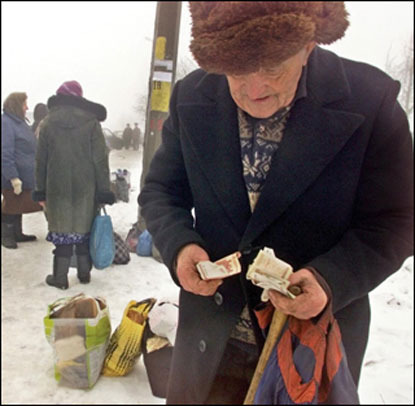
[268,268,328,319]
[38,201,46,209]
[10,178,22,195]
[176,244,223,296]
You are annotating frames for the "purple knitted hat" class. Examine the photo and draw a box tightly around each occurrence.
[56,80,83,97]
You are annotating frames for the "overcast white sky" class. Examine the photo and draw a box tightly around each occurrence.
[1,1,413,131]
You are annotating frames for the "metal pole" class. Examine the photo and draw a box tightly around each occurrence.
[138,1,182,235]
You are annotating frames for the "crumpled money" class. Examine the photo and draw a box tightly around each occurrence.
[246,247,296,301]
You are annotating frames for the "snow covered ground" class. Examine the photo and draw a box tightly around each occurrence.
[1,148,413,404]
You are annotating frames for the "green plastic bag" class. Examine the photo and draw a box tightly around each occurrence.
[44,293,112,389]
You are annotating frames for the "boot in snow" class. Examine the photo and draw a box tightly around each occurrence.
[46,255,70,289]
[14,214,37,242]
[1,222,17,249]
[77,254,92,283]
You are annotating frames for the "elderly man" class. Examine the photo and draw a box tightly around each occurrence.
[138,2,413,404]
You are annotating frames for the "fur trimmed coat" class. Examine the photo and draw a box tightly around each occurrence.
[33,94,111,234]
[138,47,414,404]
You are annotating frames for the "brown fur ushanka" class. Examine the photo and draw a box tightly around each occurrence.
[189,2,349,75]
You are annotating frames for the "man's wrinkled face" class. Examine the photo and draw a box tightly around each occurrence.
[226,43,315,118]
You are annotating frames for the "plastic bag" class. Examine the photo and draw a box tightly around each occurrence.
[43,293,112,389]
[102,298,156,376]
[137,229,152,257]
[89,206,115,269]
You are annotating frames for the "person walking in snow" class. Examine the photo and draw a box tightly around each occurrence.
[138,2,414,404]
[132,122,141,151]
[32,80,115,290]
[1,92,43,249]
[122,123,133,150]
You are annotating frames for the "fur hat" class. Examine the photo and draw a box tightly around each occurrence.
[189,2,349,75]
[56,80,83,97]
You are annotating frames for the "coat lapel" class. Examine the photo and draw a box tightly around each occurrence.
[239,98,364,248]
[179,75,251,237]
[179,48,366,247]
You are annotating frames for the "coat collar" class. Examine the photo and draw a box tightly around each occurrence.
[180,47,365,246]
[47,94,107,122]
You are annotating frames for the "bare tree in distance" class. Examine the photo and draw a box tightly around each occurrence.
[385,33,414,131]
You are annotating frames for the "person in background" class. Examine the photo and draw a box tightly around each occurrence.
[122,123,133,150]
[31,102,48,138]
[138,2,413,404]
[32,80,115,289]
[1,92,42,249]
[132,122,141,151]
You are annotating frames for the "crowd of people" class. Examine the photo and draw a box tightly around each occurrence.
[2,2,413,404]
[1,80,120,288]
[122,122,141,150]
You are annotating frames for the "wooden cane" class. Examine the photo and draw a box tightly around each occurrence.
[243,285,302,405]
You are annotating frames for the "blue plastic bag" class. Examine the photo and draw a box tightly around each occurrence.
[89,207,115,269]
[137,229,153,257]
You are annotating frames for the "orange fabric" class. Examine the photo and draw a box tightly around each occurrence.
[254,301,275,330]
[277,306,344,403]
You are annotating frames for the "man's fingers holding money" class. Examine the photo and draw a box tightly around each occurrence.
[178,266,222,295]
[268,268,328,319]
[176,243,222,296]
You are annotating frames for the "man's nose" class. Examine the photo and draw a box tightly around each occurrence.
[244,75,268,99]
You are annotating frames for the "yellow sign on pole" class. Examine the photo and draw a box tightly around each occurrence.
[151,36,172,113]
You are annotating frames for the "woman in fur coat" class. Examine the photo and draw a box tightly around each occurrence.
[33,80,115,289]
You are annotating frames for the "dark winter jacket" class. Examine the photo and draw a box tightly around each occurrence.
[33,94,111,234]
[1,111,37,190]
[138,47,414,404]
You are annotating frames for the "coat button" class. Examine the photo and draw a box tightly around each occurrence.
[214,292,223,306]
[199,340,207,353]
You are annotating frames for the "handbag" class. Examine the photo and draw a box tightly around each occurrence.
[89,206,115,269]
[113,231,130,264]
[43,293,111,389]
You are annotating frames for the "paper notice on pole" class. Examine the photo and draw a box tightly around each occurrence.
[153,71,172,82]
[151,79,171,112]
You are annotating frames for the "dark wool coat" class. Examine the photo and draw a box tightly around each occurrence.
[138,47,414,404]
[33,95,110,234]
[1,111,37,190]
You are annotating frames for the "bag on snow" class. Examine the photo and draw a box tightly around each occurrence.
[43,293,111,389]
[102,298,156,376]
[142,300,178,398]
[136,229,152,257]
[126,222,140,253]
[253,301,359,405]
[113,232,130,264]
[89,206,115,269]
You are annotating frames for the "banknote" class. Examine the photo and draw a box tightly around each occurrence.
[246,247,296,300]
[196,251,241,280]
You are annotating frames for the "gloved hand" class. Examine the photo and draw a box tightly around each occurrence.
[10,178,22,195]
[97,190,116,205]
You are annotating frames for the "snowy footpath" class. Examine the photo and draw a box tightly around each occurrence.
[1,148,413,404]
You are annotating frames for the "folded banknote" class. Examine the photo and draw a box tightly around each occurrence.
[196,251,241,280]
